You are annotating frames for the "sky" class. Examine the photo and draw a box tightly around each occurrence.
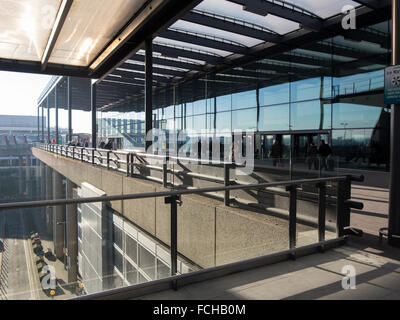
[0,71,91,133]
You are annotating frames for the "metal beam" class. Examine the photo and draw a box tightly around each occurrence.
[111,70,171,83]
[161,29,248,54]
[119,63,186,77]
[181,10,281,42]
[226,0,323,31]
[128,54,204,71]
[153,43,221,65]
[343,29,391,49]
[354,0,389,8]
[41,0,74,71]
[145,38,153,152]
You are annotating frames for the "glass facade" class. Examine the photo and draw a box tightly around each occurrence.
[97,21,391,172]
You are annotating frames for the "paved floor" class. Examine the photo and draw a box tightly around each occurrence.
[136,184,400,300]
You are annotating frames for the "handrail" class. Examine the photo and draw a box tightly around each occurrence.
[0,176,349,211]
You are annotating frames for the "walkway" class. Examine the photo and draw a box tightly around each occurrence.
[136,184,400,300]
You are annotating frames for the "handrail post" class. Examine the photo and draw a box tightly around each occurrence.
[81,148,84,162]
[130,154,135,177]
[163,157,168,188]
[286,184,298,258]
[92,149,95,165]
[317,182,327,251]
[336,179,347,237]
[165,195,181,291]
[126,153,130,177]
[107,151,110,170]
[224,163,230,206]
[72,147,75,160]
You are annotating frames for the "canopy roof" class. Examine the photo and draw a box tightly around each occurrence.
[31,0,392,110]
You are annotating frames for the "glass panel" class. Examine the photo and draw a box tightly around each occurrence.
[113,248,123,273]
[259,83,290,106]
[332,104,385,129]
[157,259,170,280]
[138,245,155,279]
[49,0,148,66]
[126,234,137,264]
[232,90,257,110]
[232,108,257,131]
[113,224,123,249]
[216,94,231,112]
[125,260,138,285]
[258,104,290,132]
[0,0,61,61]
[291,100,323,131]
[291,78,322,102]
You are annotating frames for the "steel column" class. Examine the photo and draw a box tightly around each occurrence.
[67,77,73,143]
[55,85,59,144]
[389,0,400,247]
[145,38,153,152]
[91,83,97,149]
[47,98,50,143]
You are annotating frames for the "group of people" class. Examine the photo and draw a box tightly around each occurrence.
[306,140,333,171]
[98,139,114,150]
[67,139,90,148]
[267,139,333,171]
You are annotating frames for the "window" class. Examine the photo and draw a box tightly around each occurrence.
[139,245,155,279]
[259,104,290,132]
[126,235,137,264]
[232,90,257,110]
[232,108,257,131]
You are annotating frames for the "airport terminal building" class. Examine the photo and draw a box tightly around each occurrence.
[1,0,400,300]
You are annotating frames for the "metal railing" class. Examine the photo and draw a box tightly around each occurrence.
[34,143,344,208]
[0,172,363,300]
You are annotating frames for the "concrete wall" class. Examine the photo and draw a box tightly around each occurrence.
[32,148,330,269]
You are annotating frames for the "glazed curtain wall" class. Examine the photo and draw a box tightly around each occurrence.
[97,21,391,171]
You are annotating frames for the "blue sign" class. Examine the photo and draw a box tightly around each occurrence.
[385,65,400,105]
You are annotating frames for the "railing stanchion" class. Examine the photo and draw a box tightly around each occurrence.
[224,164,230,206]
[107,151,110,170]
[165,195,181,291]
[126,153,130,177]
[336,179,347,238]
[163,158,168,188]
[317,182,327,251]
[92,149,95,165]
[130,154,134,177]
[287,184,298,258]
[72,147,75,160]
[81,148,84,162]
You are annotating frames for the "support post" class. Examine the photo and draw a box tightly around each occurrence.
[389,0,400,247]
[66,180,78,284]
[41,105,45,142]
[45,166,53,236]
[317,182,327,250]
[287,185,297,253]
[165,195,180,290]
[336,180,346,238]
[91,83,97,149]
[55,85,59,144]
[47,98,50,143]
[53,170,65,260]
[37,106,40,142]
[145,38,153,152]
[224,164,230,206]
[67,77,73,143]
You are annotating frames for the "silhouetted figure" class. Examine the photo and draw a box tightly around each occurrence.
[269,140,282,167]
[307,142,318,170]
[318,140,332,171]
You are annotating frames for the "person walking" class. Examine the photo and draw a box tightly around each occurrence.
[307,142,318,170]
[318,140,332,171]
[269,140,282,167]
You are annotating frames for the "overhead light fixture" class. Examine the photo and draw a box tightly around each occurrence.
[41,0,74,71]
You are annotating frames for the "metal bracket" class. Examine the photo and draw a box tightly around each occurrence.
[165,195,182,206]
